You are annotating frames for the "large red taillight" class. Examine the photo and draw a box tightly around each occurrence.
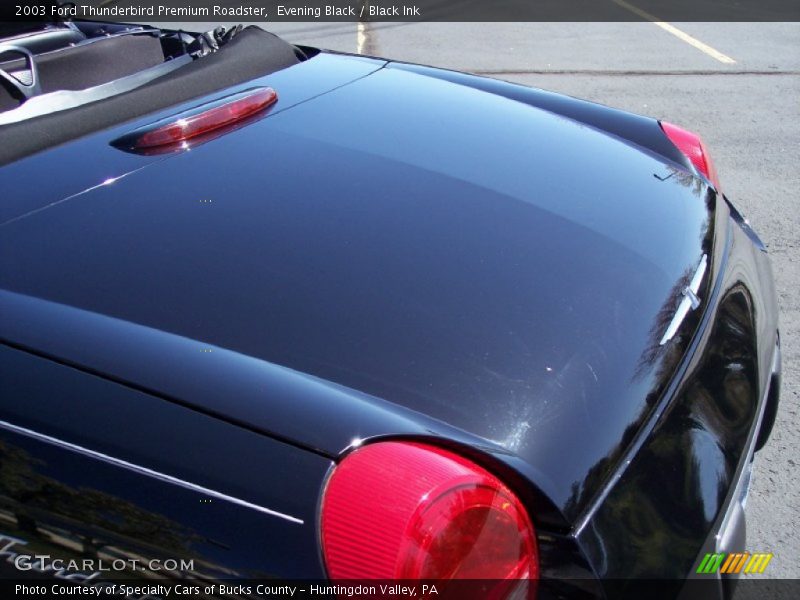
[321,442,538,590]
[660,121,722,191]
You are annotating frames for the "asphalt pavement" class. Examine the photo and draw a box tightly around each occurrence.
[159,19,800,579]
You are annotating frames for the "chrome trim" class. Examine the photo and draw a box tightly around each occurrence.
[660,253,708,345]
[0,419,304,525]
[573,222,733,537]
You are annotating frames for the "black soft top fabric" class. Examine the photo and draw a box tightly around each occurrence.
[0,27,301,166]
[0,34,165,112]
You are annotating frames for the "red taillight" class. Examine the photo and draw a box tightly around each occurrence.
[321,442,538,590]
[133,87,277,149]
[660,121,722,191]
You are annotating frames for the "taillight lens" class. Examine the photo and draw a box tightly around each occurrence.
[660,121,722,191]
[321,442,538,589]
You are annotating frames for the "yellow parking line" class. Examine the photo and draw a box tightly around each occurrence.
[610,0,737,64]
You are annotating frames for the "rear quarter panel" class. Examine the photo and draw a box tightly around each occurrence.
[575,199,779,595]
[0,345,331,581]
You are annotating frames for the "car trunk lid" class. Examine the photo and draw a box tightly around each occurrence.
[0,61,716,520]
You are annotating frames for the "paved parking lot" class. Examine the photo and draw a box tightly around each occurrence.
[163,19,800,578]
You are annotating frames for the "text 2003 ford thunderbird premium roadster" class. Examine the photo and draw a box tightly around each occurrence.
[0,15,781,600]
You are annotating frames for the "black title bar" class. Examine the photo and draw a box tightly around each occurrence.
[3,0,800,23]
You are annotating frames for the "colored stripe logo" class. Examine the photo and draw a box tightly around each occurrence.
[697,552,773,574]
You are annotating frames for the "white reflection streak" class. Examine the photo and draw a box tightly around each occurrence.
[1,164,155,227]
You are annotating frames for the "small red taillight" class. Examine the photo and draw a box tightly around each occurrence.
[133,87,277,149]
[660,121,721,191]
[321,442,538,592]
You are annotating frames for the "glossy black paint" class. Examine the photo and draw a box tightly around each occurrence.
[387,62,695,174]
[0,52,385,223]
[577,201,779,593]
[0,346,331,579]
[0,35,781,594]
[1,50,716,520]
